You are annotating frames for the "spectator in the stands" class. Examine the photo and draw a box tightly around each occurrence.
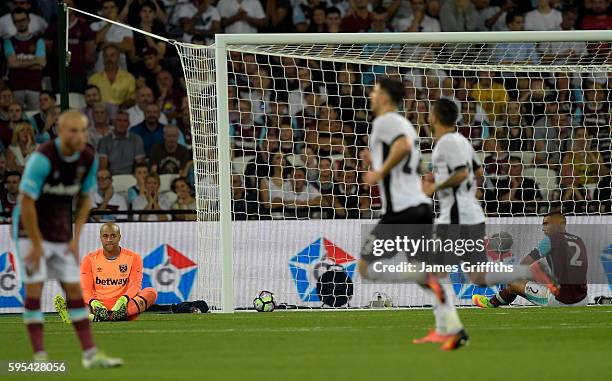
[230,98,263,156]
[82,84,118,129]
[5,121,36,173]
[534,101,569,167]
[131,172,172,221]
[261,0,294,33]
[217,0,267,34]
[90,0,134,71]
[580,80,610,142]
[469,70,508,126]
[32,90,58,143]
[518,76,548,127]
[87,102,112,148]
[341,0,372,32]
[0,88,13,123]
[119,0,166,26]
[133,47,164,91]
[560,126,611,213]
[484,128,511,213]
[0,152,6,189]
[178,0,221,44]
[90,168,128,222]
[0,0,48,39]
[88,43,136,107]
[333,165,366,219]
[156,69,184,122]
[439,0,477,31]
[581,0,612,30]
[496,156,542,216]
[282,166,322,218]
[307,5,327,33]
[176,95,191,147]
[0,102,28,149]
[325,6,342,33]
[293,0,323,32]
[4,7,46,111]
[45,0,95,93]
[458,100,485,151]
[129,0,167,65]
[150,125,192,176]
[127,162,149,205]
[170,177,196,221]
[259,151,288,214]
[0,170,20,221]
[128,86,168,127]
[473,0,508,31]
[495,12,539,65]
[524,0,561,31]
[98,110,145,175]
[394,0,441,32]
[503,100,532,152]
[129,102,165,156]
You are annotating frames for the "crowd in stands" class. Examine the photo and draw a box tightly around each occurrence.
[0,0,611,223]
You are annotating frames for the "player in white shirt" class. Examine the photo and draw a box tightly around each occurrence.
[423,99,559,289]
[358,77,468,351]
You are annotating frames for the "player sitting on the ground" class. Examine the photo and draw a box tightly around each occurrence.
[474,212,588,308]
[55,222,157,322]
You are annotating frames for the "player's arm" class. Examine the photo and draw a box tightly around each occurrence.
[433,166,469,193]
[80,254,97,303]
[18,152,52,266]
[125,253,144,299]
[521,235,551,265]
[364,136,411,184]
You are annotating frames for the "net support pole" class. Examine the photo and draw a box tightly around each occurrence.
[57,1,69,111]
[214,36,235,313]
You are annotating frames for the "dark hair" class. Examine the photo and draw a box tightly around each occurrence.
[377,76,404,106]
[505,11,523,25]
[373,6,387,15]
[140,0,156,11]
[326,6,341,16]
[133,162,149,173]
[5,170,21,179]
[432,98,458,127]
[11,7,29,20]
[85,84,100,93]
[171,177,191,193]
[40,90,55,99]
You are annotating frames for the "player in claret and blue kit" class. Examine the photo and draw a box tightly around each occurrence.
[12,110,123,368]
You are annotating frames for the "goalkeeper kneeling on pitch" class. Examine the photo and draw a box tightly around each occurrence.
[55,222,157,322]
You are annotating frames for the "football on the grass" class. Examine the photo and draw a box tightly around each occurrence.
[253,291,276,312]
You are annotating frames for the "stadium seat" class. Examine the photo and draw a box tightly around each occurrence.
[55,92,86,109]
[523,167,558,201]
[232,155,255,174]
[112,174,137,199]
[159,174,180,193]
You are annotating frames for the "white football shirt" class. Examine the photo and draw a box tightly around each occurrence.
[432,132,485,224]
[370,112,431,215]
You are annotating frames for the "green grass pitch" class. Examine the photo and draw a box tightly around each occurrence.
[1,307,612,380]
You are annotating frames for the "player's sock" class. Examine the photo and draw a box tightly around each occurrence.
[483,265,531,285]
[67,299,96,352]
[23,297,44,354]
[127,288,158,317]
[363,259,426,283]
[436,283,463,334]
[489,288,517,307]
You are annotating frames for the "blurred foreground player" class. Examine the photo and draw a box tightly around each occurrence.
[474,212,588,308]
[358,76,468,351]
[12,109,122,368]
[55,222,158,322]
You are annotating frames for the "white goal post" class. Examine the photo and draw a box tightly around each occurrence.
[174,30,612,313]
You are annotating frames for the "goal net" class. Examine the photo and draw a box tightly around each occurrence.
[175,32,612,311]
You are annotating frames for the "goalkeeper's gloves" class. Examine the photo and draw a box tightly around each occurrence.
[90,299,107,311]
[112,296,129,312]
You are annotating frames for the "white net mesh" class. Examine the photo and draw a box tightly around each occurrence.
[176,38,612,311]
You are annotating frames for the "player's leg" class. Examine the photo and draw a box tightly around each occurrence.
[17,239,48,360]
[474,282,523,308]
[126,288,158,320]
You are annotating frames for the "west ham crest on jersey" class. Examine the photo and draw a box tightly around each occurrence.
[119,264,128,273]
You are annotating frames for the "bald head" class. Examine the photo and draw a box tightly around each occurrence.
[543,212,566,235]
[100,222,122,256]
[58,109,88,153]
